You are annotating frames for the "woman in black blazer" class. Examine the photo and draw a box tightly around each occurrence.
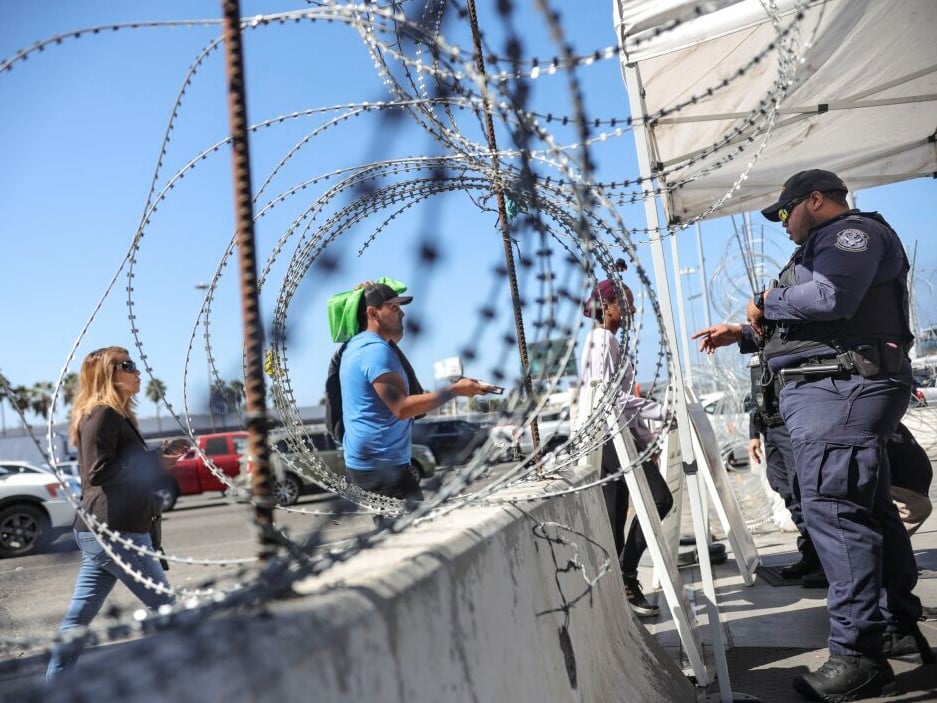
[46,346,188,682]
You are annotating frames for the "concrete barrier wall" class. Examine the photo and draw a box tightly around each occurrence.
[36,460,695,703]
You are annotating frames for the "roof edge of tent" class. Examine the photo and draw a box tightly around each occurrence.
[614,0,937,225]
[615,0,814,64]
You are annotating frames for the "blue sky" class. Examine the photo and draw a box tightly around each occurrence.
[2,1,934,427]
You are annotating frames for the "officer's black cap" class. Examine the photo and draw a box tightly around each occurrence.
[760,169,848,222]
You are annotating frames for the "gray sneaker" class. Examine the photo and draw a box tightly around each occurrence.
[623,575,659,618]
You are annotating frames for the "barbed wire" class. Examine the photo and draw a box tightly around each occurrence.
[5,0,910,687]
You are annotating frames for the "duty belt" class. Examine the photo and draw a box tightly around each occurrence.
[763,413,785,428]
[777,356,853,386]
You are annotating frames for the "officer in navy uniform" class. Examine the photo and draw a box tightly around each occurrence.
[693,169,933,701]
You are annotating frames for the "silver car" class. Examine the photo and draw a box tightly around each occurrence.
[260,427,437,506]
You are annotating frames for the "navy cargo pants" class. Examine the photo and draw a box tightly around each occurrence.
[780,371,921,657]
[764,422,816,562]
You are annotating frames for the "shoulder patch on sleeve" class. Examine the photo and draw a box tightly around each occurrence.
[834,228,869,252]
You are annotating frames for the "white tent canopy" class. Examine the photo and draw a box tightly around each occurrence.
[614,0,937,224]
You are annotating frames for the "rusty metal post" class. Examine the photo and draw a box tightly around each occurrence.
[465,0,542,468]
[220,0,277,559]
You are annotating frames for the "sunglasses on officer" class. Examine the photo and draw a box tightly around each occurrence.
[778,192,819,223]
[777,195,810,223]
[115,360,139,373]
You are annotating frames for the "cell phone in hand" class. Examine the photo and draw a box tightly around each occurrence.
[457,375,504,395]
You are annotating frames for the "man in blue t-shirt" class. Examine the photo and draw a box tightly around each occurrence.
[340,282,494,501]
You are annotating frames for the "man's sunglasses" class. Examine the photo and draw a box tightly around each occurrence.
[778,195,808,223]
[115,360,139,373]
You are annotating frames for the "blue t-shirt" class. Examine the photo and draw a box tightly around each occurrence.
[339,332,412,470]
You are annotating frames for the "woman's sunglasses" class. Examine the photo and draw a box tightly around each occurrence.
[115,360,138,373]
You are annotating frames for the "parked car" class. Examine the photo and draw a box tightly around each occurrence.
[411,418,490,466]
[51,460,82,483]
[158,432,247,510]
[0,461,79,558]
[244,426,437,506]
[0,460,82,485]
[489,407,571,459]
[698,392,752,471]
[912,374,937,406]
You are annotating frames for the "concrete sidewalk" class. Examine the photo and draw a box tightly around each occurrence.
[643,497,937,702]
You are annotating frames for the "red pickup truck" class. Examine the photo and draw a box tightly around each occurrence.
[154,432,247,511]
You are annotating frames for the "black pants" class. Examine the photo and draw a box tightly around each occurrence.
[601,440,674,575]
[345,464,424,503]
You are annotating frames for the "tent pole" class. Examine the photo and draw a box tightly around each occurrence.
[696,223,713,328]
[670,232,694,389]
[623,59,734,702]
[908,241,920,356]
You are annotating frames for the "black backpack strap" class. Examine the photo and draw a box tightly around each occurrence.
[389,341,426,420]
[325,342,348,442]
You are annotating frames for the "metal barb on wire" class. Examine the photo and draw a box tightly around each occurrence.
[465,0,542,468]
[220,0,278,560]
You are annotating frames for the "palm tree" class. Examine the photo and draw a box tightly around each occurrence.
[29,382,55,422]
[61,372,79,408]
[145,377,167,433]
[0,373,11,435]
[210,379,229,428]
[228,379,245,419]
[9,385,31,418]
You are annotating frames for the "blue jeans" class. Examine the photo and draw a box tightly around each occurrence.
[45,530,174,682]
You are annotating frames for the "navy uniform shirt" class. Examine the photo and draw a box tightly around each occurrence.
[761,212,907,371]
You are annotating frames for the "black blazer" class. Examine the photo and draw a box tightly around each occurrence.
[75,405,161,533]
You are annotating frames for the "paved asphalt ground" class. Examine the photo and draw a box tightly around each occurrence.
[0,489,417,700]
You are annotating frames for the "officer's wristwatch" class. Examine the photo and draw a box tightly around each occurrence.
[754,291,766,310]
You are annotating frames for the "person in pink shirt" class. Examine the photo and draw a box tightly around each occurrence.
[579,279,672,617]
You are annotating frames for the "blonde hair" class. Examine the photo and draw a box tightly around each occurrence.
[69,346,138,445]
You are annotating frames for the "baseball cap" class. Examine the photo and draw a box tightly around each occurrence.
[760,169,848,222]
[363,283,413,307]
[583,279,616,318]
[327,277,411,343]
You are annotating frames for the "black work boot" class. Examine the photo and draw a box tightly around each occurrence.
[801,566,829,589]
[793,655,896,702]
[882,622,936,664]
[781,555,820,579]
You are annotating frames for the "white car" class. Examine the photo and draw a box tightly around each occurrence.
[0,461,79,558]
[50,460,82,483]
